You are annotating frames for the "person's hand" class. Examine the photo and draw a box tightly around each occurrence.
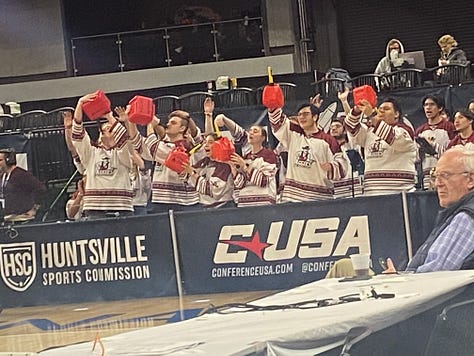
[382,258,397,274]
[78,178,86,195]
[203,97,214,114]
[114,106,130,122]
[439,59,448,65]
[62,110,73,128]
[320,162,332,172]
[230,153,246,170]
[357,99,374,117]
[338,86,350,102]
[78,93,97,105]
[181,162,195,176]
[310,93,323,108]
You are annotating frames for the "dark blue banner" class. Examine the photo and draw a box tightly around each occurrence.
[0,214,176,307]
[174,194,409,294]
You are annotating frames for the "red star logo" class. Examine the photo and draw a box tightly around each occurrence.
[221,231,272,260]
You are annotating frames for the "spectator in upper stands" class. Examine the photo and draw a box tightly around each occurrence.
[213,114,278,207]
[344,96,417,196]
[374,39,406,76]
[0,148,46,222]
[182,133,235,209]
[71,93,134,219]
[126,107,202,214]
[447,109,474,150]
[468,99,474,115]
[266,102,348,202]
[438,34,468,66]
[415,95,456,190]
[63,110,85,175]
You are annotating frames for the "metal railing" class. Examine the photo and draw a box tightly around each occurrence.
[71,17,265,76]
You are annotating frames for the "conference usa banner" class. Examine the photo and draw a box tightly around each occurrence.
[0,214,176,308]
[175,194,409,294]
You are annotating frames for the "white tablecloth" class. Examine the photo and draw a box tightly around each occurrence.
[40,270,474,355]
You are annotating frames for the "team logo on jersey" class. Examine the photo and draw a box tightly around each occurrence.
[295,145,314,167]
[96,157,116,176]
[368,138,386,157]
[0,242,36,292]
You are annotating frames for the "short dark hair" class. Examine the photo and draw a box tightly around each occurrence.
[422,94,445,110]
[380,97,403,118]
[296,104,320,116]
[0,148,16,166]
[455,109,474,129]
[467,99,474,109]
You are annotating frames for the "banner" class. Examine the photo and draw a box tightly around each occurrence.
[174,194,409,294]
[0,214,176,307]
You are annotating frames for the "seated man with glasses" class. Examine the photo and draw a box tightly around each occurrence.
[385,146,474,272]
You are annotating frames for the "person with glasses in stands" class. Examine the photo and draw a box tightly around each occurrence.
[383,146,474,273]
[0,148,46,222]
[267,103,348,202]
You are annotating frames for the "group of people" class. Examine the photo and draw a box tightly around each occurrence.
[1,79,474,275]
[54,84,473,222]
[375,34,469,77]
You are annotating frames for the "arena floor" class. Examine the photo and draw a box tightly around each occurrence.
[0,291,274,354]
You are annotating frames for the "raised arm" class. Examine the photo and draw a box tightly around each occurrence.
[203,97,215,134]
[337,86,352,115]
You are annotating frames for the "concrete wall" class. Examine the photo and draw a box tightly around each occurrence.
[0,54,295,103]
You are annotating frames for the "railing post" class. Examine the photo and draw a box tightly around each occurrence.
[163,28,172,67]
[116,34,124,72]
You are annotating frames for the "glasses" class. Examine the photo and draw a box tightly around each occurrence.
[430,171,470,182]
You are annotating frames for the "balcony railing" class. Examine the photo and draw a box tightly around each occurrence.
[71,17,265,76]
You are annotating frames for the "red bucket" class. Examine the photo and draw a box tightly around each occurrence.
[353,85,377,108]
[164,146,189,173]
[128,95,155,125]
[211,137,235,161]
[262,84,284,110]
[82,90,111,120]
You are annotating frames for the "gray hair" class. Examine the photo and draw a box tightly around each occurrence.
[448,146,474,172]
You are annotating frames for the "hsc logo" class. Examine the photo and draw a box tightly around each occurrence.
[213,216,371,264]
[0,242,37,292]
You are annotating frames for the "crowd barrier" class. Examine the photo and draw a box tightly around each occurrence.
[0,191,439,308]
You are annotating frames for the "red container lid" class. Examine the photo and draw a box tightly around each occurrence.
[353,85,377,108]
[128,95,155,125]
[82,90,111,120]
